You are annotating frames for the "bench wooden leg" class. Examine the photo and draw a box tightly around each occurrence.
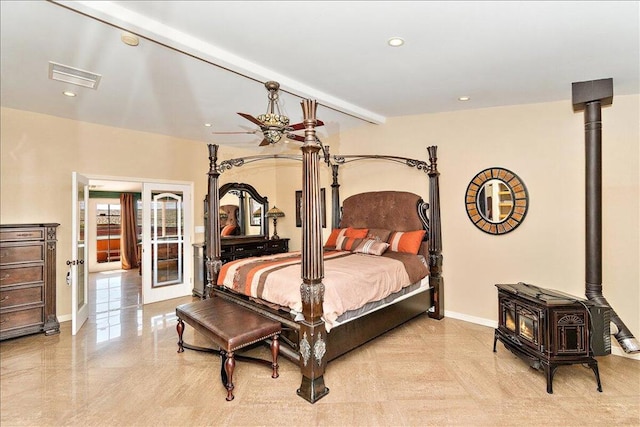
[225,352,236,401]
[176,318,184,353]
[271,335,280,379]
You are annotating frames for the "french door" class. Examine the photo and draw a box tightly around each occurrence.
[142,183,192,304]
[71,172,89,335]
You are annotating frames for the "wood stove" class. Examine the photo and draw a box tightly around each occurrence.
[493,282,603,393]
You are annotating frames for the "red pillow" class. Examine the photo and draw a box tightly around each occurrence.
[387,230,426,255]
[324,227,369,248]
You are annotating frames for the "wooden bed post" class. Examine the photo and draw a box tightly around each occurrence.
[427,146,444,319]
[331,164,341,229]
[297,99,330,403]
[205,144,222,298]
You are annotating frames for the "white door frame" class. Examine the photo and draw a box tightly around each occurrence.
[71,172,89,335]
[142,182,193,304]
[72,174,194,311]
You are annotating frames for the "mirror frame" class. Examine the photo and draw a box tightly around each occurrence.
[465,167,529,235]
[219,182,269,238]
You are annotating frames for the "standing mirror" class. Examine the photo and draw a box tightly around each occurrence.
[465,167,529,235]
[218,182,269,238]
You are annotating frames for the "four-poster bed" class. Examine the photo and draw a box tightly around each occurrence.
[200,99,444,403]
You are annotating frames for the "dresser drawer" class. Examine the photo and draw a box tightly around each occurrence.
[0,243,45,265]
[0,286,43,309]
[0,265,44,287]
[0,307,44,333]
[234,243,265,252]
[266,241,287,251]
[0,228,45,242]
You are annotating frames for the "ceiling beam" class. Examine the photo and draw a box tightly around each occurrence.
[53,0,386,125]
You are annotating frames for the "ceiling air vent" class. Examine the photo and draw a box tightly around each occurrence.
[48,61,102,90]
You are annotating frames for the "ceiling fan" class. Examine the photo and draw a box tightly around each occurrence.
[212,81,324,146]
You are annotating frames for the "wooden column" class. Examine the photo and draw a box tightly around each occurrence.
[427,146,444,319]
[205,144,222,298]
[296,99,329,403]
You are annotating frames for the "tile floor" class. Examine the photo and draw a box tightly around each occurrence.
[1,269,638,426]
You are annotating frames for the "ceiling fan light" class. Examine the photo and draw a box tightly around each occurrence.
[257,113,289,127]
[264,130,283,144]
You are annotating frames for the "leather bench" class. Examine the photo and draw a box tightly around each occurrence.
[176,296,281,401]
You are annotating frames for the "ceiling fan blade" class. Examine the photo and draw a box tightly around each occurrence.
[238,112,265,127]
[258,138,271,146]
[288,119,324,131]
[286,134,305,142]
[211,131,256,134]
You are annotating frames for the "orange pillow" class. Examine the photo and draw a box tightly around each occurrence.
[346,227,369,239]
[221,225,236,236]
[387,230,426,255]
[324,227,369,248]
[325,228,347,248]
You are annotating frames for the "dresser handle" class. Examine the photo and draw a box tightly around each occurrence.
[16,233,32,237]
[0,296,7,302]
[0,251,6,258]
[0,273,9,281]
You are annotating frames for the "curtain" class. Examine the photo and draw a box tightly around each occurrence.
[120,193,139,270]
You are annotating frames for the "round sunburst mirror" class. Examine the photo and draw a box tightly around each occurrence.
[465,167,529,235]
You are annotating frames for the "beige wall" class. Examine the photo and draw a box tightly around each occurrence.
[0,107,262,320]
[2,94,638,357]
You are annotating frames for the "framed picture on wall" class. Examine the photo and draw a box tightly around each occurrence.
[295,188,326,228]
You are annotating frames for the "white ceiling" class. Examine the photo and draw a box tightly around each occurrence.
[1,1,638,152]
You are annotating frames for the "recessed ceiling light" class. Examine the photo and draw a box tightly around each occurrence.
[458,96,471,101]
[121,32,140,47]
[63,91,76,97]
[204,123,212,127]
[387,37,405,47]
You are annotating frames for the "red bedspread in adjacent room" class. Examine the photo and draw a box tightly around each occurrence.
[217,250,429,331]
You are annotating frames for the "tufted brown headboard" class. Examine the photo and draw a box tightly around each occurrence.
[339,191,427,231]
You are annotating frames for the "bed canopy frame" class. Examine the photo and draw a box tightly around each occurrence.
[204,99,443,403]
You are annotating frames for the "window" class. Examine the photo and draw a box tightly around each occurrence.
[96,202,121,263]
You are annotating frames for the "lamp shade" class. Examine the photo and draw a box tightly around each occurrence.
[266,206,285,218]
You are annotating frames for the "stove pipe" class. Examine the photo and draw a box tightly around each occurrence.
[572,78,639,354]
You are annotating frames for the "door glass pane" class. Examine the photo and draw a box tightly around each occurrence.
[151,192,183,288]
[77,191,86,310]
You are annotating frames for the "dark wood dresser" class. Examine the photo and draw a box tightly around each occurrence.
[221,237,289,263]
[493,282,603,393]
[1,223,60,340]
